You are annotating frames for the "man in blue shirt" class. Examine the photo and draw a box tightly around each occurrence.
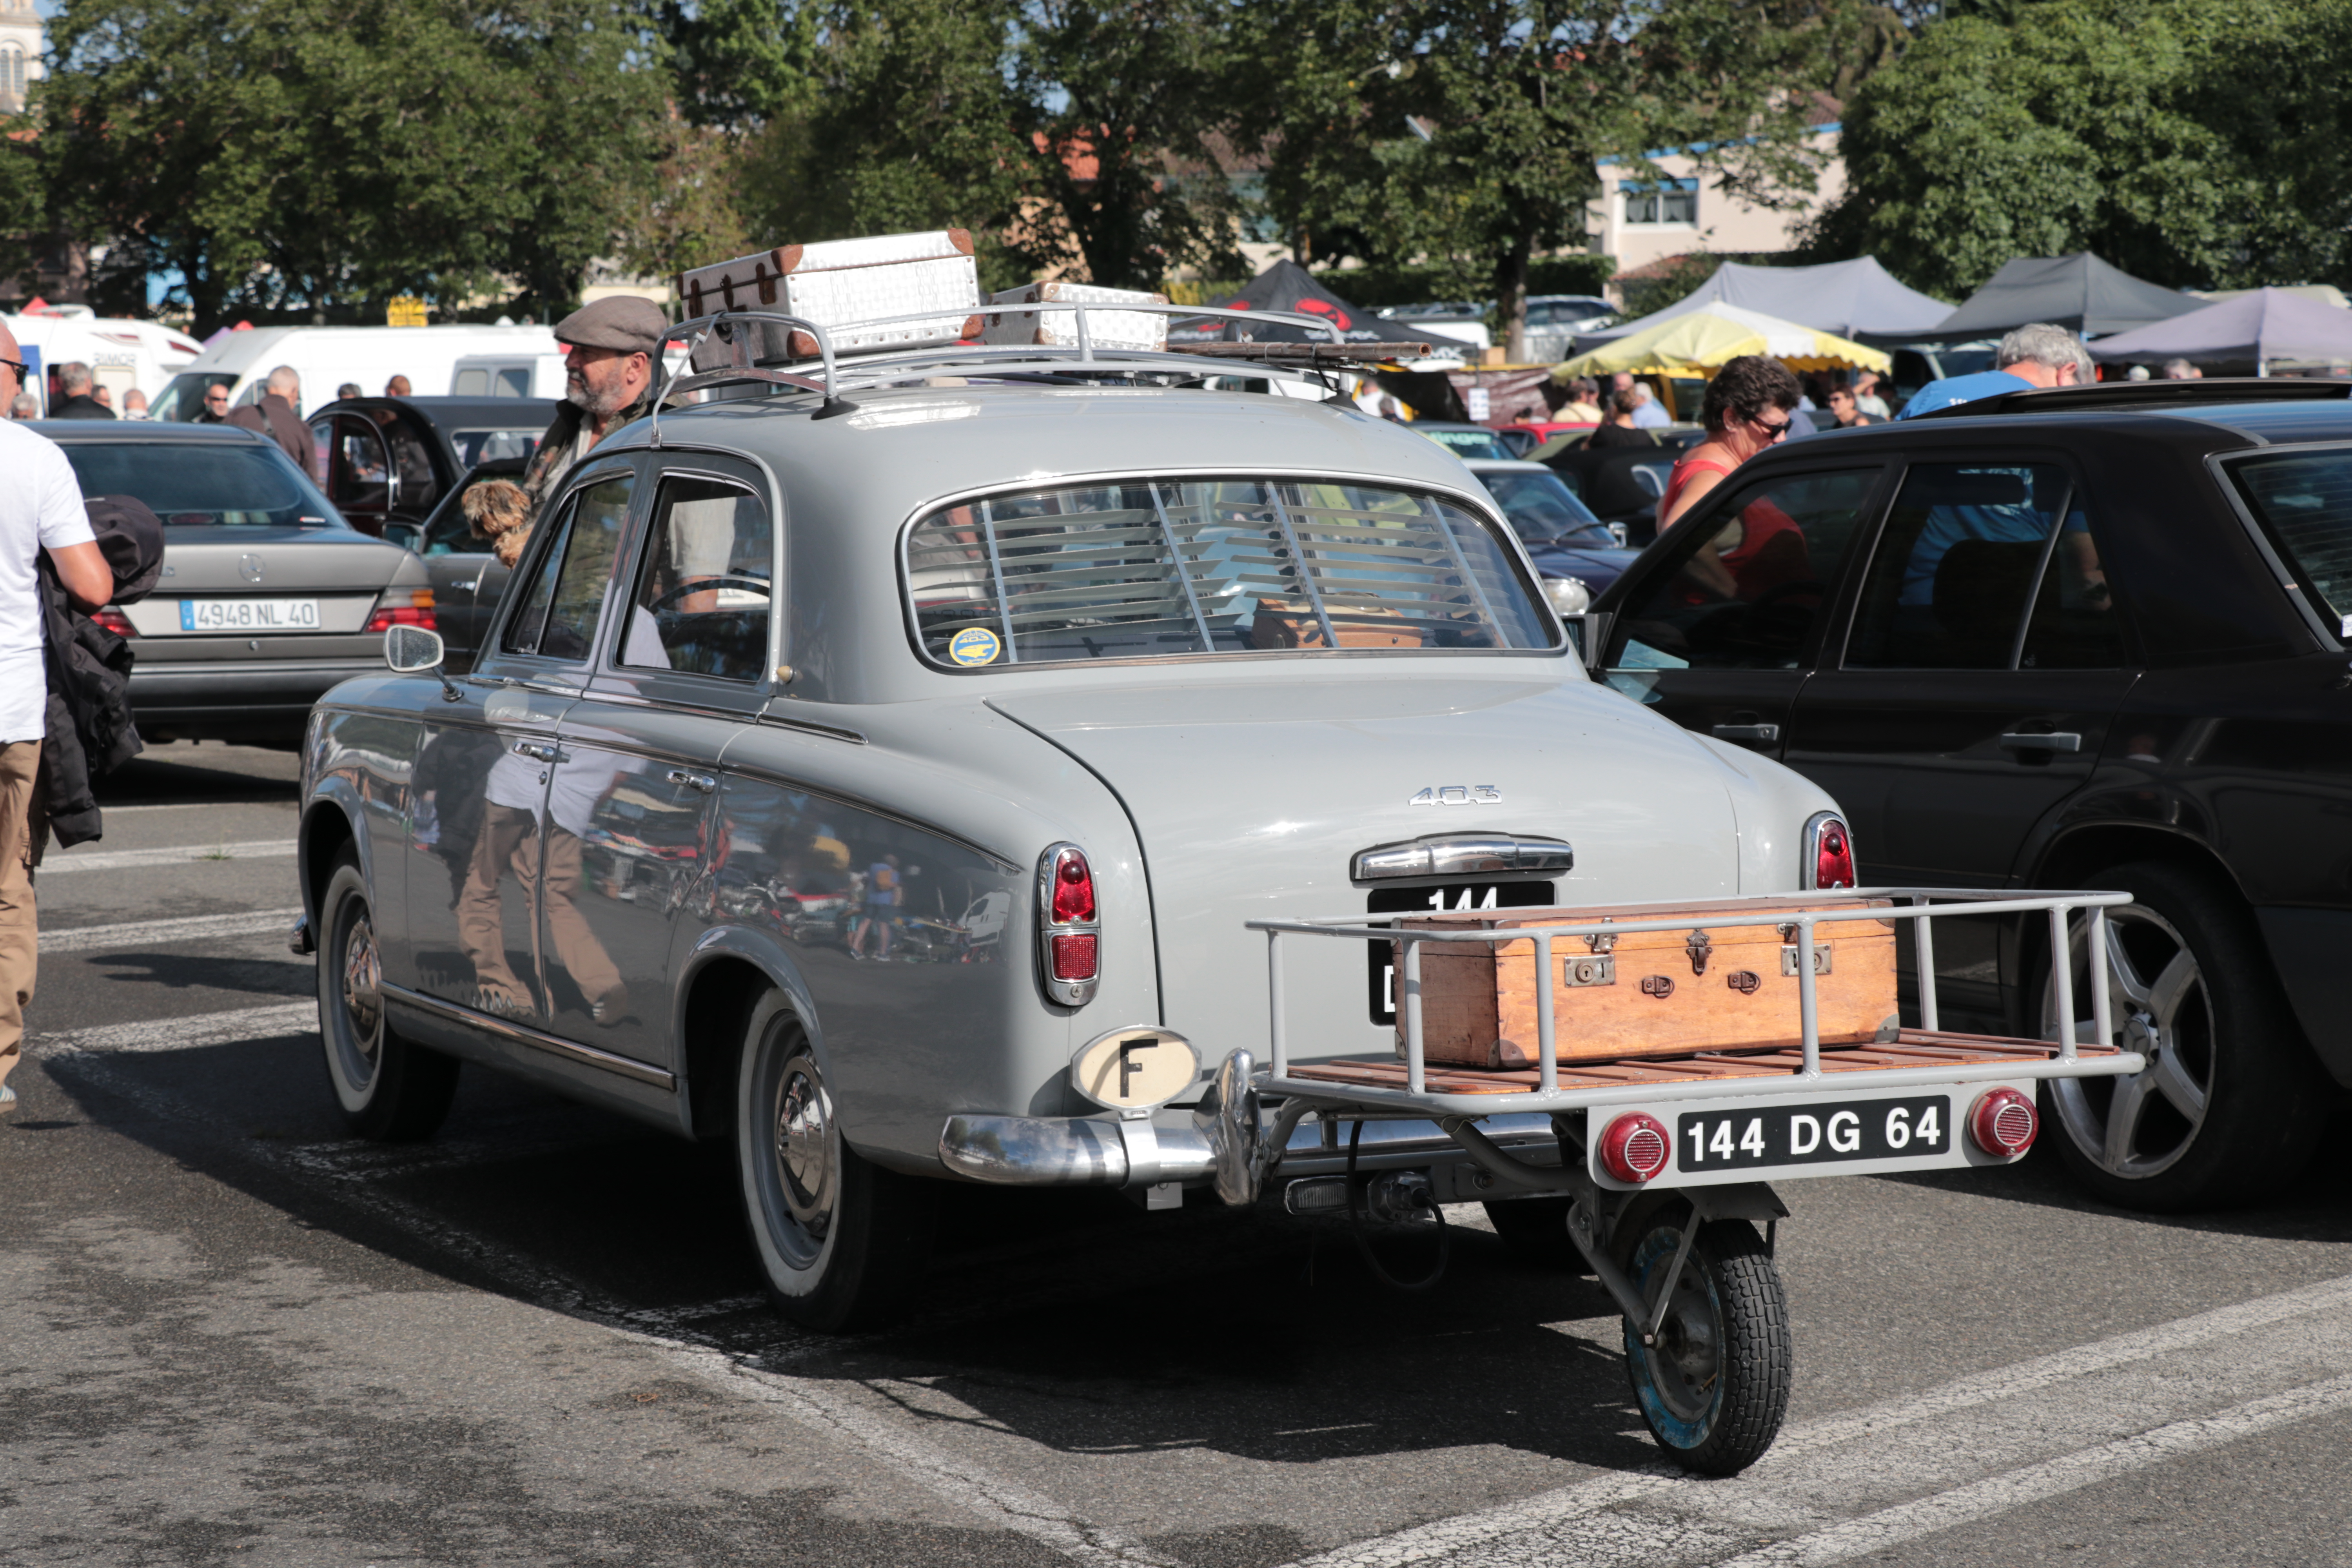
[1895,323,2093,419]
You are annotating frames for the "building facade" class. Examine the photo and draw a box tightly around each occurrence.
[1589,125,1845,289]
[0,0,40,116]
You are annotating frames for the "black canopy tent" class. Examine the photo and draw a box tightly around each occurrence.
[1167,260,1465,349]
[1891,253,2202,343]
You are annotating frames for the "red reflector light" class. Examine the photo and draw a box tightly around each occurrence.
[1599,1112,1671,1184]
[92,608,136,638]
[1815,817,1855,889]
[1050,933,1098,981]
[1969,1087,2038,1156]
[1050,848,1096,924]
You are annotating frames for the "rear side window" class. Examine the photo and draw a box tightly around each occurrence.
[903,478,1553,667]
[1846,463,2123,670]
[2227,448,2352,638]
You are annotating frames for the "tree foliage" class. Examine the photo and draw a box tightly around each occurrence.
[1237,0,1859,358]
[41,0,666,331]
[1820,0,2352,296]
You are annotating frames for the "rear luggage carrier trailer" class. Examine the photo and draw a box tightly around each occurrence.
[1237,887,2138,1475]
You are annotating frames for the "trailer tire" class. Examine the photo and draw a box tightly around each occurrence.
[1621,1213,1789,1476]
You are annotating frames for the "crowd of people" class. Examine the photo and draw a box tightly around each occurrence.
[0,365,425,425]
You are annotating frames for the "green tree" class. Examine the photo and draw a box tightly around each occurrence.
[1240,0,1858,360]
[41,0,667,331]
[1819,0,2352,296]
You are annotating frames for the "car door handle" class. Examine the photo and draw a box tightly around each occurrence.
[451,579,479,592]
[1999,731,2083,753]
[667,769,718,794]
[1711,722,1780,743]
[511,740,559,762]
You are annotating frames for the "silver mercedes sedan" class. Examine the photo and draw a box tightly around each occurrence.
[42,421,434,748]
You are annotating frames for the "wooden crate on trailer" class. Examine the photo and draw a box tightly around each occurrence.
[1396,898,1900,1070]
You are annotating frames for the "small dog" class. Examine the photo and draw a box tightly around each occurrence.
[462,480,533,566]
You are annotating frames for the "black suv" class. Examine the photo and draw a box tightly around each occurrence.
[1586,381,2352,1211]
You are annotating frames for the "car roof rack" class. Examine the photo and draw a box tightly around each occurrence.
[647,301,1437,444]
[1907,377,2352,421]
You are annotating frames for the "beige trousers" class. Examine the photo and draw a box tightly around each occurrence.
[454,804,624,1011]
[0,740,44,1095]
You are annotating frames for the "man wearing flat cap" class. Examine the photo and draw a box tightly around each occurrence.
[517,296,668,519]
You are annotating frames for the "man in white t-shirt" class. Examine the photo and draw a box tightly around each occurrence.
[0,321,118,1112]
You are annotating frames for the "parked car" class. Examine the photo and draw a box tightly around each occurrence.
[1463,457,1641,613]
[408,455,529,671]
[294,323,1850,1337]
[1583,379,2352,1210]
[1413,421,1516,461]
[305,394,555,544]
[1376,302,1491,351]
[1543,444,1681,546]
[40,421,433,747]
[1523,295,1619,362]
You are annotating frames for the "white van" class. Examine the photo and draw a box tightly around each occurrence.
[151,324,569,422]
[3,307,207,413]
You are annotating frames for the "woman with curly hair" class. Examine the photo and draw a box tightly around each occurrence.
[1656,355,1800,532]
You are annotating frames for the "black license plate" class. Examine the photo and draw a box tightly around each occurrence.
[1366,880,1555,1025]
[1674,1095,1952,1173]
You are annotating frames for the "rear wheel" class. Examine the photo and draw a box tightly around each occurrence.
[735,993,936,1330]
[1620,1212,1790,1476]
[318,848,458,1140]
[2038,860,2328,1211]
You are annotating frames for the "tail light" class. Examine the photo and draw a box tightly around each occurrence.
[364,587,436,633]
[92,607,137,638]
[1599,1112,1671,1184]
[1802,810,1856,890]
[1969,1087,2038,1157]
[1036,842,1099,1005]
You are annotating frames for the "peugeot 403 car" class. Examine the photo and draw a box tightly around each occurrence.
[294,289,2145,1475]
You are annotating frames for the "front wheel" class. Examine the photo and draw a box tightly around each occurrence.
[735,993,936,1330]
[1620,1213,1790,1476]
[318,848,458,1140]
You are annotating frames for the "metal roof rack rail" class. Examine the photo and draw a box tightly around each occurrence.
[649,301,1437,434]
[1908,377,2352,421]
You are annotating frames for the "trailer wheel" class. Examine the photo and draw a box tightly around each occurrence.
[1621,1213,1789,1476]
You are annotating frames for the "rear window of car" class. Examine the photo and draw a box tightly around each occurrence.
[2225,448,2352,636]
[904,477,1556,668]
[57,441,350,529]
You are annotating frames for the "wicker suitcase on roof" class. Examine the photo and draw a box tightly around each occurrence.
[677,230,982,361]
[1397,898,1899,1069]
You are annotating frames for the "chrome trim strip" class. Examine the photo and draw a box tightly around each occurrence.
[1352,831,1574,882]
[384,982,677,1090]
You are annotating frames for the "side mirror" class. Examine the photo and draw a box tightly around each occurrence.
[384,623,446,673]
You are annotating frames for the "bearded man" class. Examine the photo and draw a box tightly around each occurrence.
[517,296,667,521]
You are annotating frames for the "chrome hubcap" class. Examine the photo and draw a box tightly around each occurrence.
[775,1060,834,1236]
[2046,904,2212,1180]
[342,917,383,1054]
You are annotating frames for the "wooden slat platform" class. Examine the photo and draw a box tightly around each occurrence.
[1280,1030,2119,1096]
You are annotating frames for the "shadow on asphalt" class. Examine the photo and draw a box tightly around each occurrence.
[93,740,303,806]
[1878,1107,2352,1243]
[38,1030,1656,1476]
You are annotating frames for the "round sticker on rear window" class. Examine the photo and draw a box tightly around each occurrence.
[948,627,1002,666]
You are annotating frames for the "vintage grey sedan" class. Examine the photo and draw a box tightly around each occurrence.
[293,331,1846,1332]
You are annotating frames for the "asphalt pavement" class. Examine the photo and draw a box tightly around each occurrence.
[6,741,2352,1566]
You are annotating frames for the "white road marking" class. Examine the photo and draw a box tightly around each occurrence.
[40,907,305,954]
[32,1003,1174,1568]
[1715,1374,2352,1567]
[41,838,299,873]
[33,998,2352,1568]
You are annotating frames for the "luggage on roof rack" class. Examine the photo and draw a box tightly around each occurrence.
[676,231,982,365]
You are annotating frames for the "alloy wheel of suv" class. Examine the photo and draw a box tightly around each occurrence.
[2036,860,2328,1210]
